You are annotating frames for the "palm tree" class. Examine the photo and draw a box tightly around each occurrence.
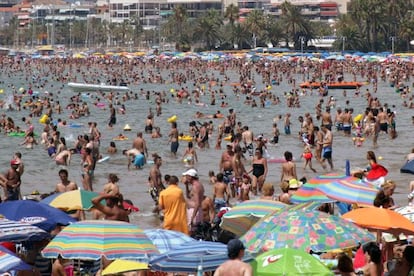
[194,9,223,50]
[263,15,283,47]
[164,5,190,50]
[232,23,251,49]
[244,9,265,48]
[224,4,239,27]
[280,1,311,50]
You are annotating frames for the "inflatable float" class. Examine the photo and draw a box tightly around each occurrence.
[401,160,414,174]
[179,135,193,142]
[123,124,132,131]
[113,136,129,141]
[167,115,177,123]
[69,123,83,128]
[299,82,364,89]
[224,135,232,141]
[39,114,49,124]
[8,132,27,137]
[353,114,363,123]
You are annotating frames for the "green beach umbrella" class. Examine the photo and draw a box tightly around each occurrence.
[251,247,333,276]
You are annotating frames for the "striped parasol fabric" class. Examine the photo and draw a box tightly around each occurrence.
[0,218,49,242]
[149,241,253,273]
[220,200,287,236]
[144,229,194,254]
[290,182,334,204]
[315,179,379,206]
[42,220,158,261]
[0,245,32,273]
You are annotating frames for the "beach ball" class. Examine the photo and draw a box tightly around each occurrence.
[170,88,175,93]
[267,85,272,90]
[0,89,3,94]
[19,87,25,93]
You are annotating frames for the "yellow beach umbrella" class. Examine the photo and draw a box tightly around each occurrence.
[102,259,148,275]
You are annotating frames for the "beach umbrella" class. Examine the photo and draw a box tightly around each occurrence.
[315,179,379,206]
[395,205,414,222]
[102,259,148,275]
[0,200,76,232]
[342,207,414,236]
[251,247,333,276]
[0,245,32,273]
[143,229,195,253]
[149,240,253,273]
[220,200,287,236]
[41,190,100,211]
[0,218,49,242]
[240,209,375,254]
[42,220,158,261]
[290,182,334,204]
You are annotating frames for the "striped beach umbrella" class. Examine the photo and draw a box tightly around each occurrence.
[149,241,253,273]
[290,182,334,204]
[220,200,287,236]
[144,229,194,254]
[0,218,49,242]
[42,220,158,261]
[0,246,32,273]
[316,179,379,206]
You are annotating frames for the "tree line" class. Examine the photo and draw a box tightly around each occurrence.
[0,0,412,52]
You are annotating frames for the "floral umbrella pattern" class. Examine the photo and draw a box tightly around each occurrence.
[241,209,375,253]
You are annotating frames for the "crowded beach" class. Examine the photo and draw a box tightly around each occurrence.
[0,50,414,275]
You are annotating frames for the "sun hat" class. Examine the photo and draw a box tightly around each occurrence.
[182,168,198,178]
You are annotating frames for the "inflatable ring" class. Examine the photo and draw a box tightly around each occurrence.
[39,114,49,124]
[167,115,177,123]
[113,137,129,141]
[224,135,232,141]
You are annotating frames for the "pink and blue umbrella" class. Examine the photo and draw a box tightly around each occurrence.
[0,218,49,242]
[144,229,194,253]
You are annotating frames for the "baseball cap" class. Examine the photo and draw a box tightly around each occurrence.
[10,159,20,166]
[227,239,245,258]
[288,179,302,189]
[182,168,198,178]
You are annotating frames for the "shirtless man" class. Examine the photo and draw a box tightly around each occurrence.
[91,194,129,222]
[182,168,205,236]
[214,239,253,276]
[13,152,24,176]
[320,124,334,170]
[377,107,389,134]
[212,173,230,212]
[168,122,179,157]
[241,126,254,156]
[0,160,22,201]
[123,148,144,170]
[55,169,78,192]
[149,154,164,211]
[321,107,333,131]
[219,144,234,188]
[132,132,148,158]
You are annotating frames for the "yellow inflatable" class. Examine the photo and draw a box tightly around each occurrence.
[167,115,177,123]
[353,114,363,123]
[179,135,193,142]
[224,135,232,141]
[39,114,49,124]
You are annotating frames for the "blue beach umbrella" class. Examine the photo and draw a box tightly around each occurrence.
[149,241,253,273]
[144,229,195,253]
[0,200,76,232]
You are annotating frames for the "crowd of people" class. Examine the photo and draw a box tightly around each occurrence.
[0,53,413,275]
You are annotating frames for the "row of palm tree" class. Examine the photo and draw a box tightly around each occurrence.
[0,0,413,52]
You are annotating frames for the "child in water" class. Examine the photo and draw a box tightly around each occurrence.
[353,122,365,147]
[302,144,317,172]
